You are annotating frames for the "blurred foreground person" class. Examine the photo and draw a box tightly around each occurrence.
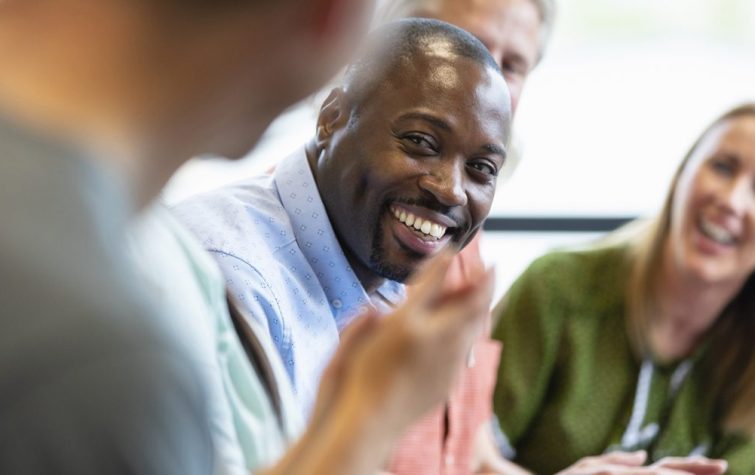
[493,105,755,474]
[1,1,496,474]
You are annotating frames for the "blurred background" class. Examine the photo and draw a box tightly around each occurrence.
[165,0,755,299]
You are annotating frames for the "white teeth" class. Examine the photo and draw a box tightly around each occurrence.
[699,218,735,245]
[421,220,432,234]
[391,206,449,240]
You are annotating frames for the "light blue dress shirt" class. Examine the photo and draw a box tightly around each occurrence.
[174,149,405,415]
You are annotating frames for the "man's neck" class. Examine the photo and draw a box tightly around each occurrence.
[348,254,389,296]
[304,141,389,295]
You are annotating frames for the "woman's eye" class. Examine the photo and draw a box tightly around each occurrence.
[711,158,736,177]
[501,60,526,78]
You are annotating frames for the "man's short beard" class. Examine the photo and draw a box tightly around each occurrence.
[368,213,414,283]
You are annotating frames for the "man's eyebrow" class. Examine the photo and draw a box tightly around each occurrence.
[482,143,507,159]
[397,112,452,132]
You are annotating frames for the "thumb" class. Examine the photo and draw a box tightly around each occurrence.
[405,248,455,307]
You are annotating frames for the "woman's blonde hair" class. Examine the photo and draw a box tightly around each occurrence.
[614,103,755,436]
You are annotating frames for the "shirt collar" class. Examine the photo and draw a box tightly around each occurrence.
[273,149,405,329]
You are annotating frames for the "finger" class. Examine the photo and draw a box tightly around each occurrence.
[340,312,380,351]
[573,467,692,475]
[429,267,495,346]
[320,313,379,393]
[435,265,495,314]
[405,248,455,305]
[328,313,379,375]
[459,236,485,279]
[600,451,648,466]
[311,313,380,427]
[646,470,696,475]
[442,251,467,292]
[442,238,485,292]
[653,457,727,475]
[577,451,647,468]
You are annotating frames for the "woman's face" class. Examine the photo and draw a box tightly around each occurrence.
[669,114,755,286]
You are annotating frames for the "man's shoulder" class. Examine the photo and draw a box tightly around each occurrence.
[173,175,296,258]
[171,178,308,313]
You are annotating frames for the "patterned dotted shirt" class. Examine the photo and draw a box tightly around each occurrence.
[174,149,405,415]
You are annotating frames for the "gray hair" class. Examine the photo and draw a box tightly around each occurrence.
[377,0,557,63]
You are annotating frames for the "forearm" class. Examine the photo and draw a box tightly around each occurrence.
[260,387,397,475]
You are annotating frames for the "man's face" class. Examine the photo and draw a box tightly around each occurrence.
[317,54,511,282]
[416,0,542,113]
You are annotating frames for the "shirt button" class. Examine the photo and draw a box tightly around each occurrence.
[332,299,342,309]
[445,454,455,466]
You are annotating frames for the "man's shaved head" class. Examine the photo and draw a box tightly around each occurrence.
[342,18,505,115]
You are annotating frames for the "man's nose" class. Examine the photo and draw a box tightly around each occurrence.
[417,160,468,208]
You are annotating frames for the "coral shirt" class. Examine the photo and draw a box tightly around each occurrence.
[387,236,502,474]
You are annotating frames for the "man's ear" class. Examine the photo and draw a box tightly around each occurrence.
[315,87,349,149]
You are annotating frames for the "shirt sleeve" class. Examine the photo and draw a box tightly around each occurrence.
[491,253,569,449]
[202,250,304,468]
[208,250,293,381]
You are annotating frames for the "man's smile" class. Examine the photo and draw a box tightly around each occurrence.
[391,205,449,240]
[385,203,459,256]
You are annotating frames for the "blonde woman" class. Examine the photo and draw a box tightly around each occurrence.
[492,104,755,475]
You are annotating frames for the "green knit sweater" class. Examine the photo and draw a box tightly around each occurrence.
[492,245,755,474]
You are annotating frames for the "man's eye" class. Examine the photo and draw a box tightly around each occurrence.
[468,160,498,177]
[402,134,438,153]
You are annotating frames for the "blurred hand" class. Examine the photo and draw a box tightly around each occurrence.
[650,456,727,475]
[443,235,485,292]
[317,248,495,437]
[556,451,727,475]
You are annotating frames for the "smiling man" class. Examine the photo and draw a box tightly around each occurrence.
[175,19,512,416]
